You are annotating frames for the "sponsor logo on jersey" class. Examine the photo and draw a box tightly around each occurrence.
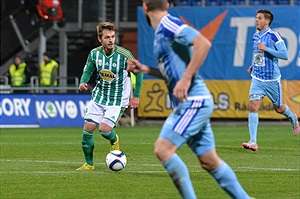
[99,69,116,82]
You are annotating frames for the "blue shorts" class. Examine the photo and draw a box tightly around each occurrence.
[159,97,215,157]
[249,78,282,107]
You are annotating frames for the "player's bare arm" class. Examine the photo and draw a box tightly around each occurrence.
[127,59,164,79]
[173,33,212,102]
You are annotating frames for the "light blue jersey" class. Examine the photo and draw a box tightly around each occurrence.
[156,14,214,155]
[155,13,251,199]
[247,26,297,148]
[252,27,288,81]
[154,14,211,107]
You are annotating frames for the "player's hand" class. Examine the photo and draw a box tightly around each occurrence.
[78,83,88,91]
[129,97,139,109]
[247,65,253,74]
[127,59,143,74]
[257,42,266,51]
[173,78,191,103]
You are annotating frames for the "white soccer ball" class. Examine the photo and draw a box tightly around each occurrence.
[106,150,127,171]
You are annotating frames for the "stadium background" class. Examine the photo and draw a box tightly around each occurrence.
[0,0,299,127]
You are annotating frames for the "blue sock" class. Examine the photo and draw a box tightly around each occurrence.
[162,154,196,199]
[282,105,296,124]
[210,161,250,199]
[248,112,258,143]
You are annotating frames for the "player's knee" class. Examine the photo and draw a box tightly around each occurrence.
[199,150,222,172]
[274,108,281,114]
[83,121,97,132]
[154,149,171,163]
[154,141,163,160]
[274,105,284,114]
[200,162,211,171]
[154,138,177,162]
[99,123,113,133]
[200,160,220,172]
[249,99,261,112]
[249,103,258,112]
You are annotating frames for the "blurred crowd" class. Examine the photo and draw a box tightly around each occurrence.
[7,53,59,93]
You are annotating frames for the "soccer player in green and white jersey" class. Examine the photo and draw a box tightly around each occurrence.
[76,22,143,171]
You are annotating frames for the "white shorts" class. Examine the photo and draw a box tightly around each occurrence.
[84,100,124,128]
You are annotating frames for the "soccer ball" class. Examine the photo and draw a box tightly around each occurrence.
[106,150,127,171]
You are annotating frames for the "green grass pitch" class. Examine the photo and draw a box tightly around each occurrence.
[0,125,299,199]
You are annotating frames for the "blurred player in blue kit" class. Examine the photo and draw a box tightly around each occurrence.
[242,9,299,151]
[127,0,253,198]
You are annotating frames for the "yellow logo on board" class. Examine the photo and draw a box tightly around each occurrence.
[99,69,115,82]
[291,94,300,104]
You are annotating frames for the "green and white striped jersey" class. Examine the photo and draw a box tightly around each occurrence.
[80,45,134,106]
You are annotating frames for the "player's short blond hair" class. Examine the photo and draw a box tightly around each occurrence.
[97,22,116,38]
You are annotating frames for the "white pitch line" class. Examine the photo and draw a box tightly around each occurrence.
[0,159,162,166]
[0,170,165,174]
[234,167,299,171]
[0,142,298,150]
[217,145,299,151]
[0,159,298,172]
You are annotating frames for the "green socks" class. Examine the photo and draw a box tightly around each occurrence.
[81,129,94,166]
[100,130,117,144]
[81,129,118,166]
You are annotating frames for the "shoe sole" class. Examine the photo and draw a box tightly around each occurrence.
[76,168,94,171]
[76,164,95,171]
[293,126,299,136]
[293,114,299,136]
[242,143,258,151]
